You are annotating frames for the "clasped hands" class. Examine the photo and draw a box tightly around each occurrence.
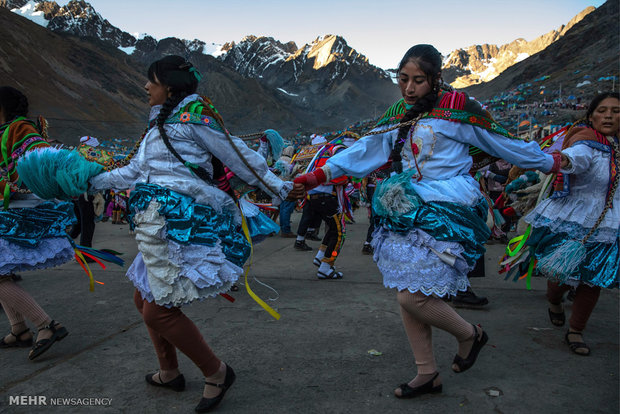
[285,168,327,200]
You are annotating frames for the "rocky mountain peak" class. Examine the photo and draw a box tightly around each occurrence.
[47,0,136,47]
[442,6,596,88]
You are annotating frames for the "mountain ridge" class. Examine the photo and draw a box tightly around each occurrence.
[441,6,596,88]
[1,0,616,145]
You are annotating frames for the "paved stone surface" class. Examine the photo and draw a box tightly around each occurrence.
[0,211,618,413]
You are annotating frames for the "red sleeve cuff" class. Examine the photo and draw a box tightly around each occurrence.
[549,152,562,174]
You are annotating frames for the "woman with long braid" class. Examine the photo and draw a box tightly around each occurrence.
[294,45,563,398]
[88,55,303,412]
[526,92,619,356]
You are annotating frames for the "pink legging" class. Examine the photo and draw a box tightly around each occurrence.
[133,289,221,377]
[546,281,601,332]
[397,290,474,374]
[0,277,51,331]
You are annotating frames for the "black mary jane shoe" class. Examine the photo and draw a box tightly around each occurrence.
[195,364,236,413]
[395,372,442,399]
[452,324,488,373]
[145,372,186,392]
[28,321,68,360]
[0,328,33,348]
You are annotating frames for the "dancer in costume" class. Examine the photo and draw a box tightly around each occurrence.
[294,45,562,398]
[87,56,303,413]
[304,138,351,279]
[0,86,69,360]
[525,92,619,356]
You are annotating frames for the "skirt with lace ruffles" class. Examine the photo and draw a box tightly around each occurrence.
[0,201,76,275]
[371,190,490,298]
[127,183,251,307]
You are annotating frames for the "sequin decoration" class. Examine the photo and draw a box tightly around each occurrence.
[0,201,76,247]
[128,183,250,268]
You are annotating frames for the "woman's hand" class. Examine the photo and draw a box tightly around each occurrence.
[286,182,306,200]
[549,151,566,174]
[293,168,327,191]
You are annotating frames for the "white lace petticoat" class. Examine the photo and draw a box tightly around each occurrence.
[128,201,243,307]
[371,227,471,297]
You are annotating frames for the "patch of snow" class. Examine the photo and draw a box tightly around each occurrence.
[277,88,299,97]
[515,53,530,63]
[119,46,135,55]
[11,1,48,27]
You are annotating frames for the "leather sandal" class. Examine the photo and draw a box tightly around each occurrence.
[395,372,442,399]
[565,331,590,356]
[548,308,565,327]
[145,371,186,392]
[452,324,488,373]
[28,320,68,360]
[0,328,33,348]
[317,267,343,279]
[195,364,236,413]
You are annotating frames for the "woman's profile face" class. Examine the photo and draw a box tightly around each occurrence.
[589,97,620,136]
[398,61,432,106]
[144,74,169,107]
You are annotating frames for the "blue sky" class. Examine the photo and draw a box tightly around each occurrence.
[85,0,605,69]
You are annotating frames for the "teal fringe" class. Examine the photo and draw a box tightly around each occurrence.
[16,148,103,200]
[264,129,284,160]
[537,239,586,281]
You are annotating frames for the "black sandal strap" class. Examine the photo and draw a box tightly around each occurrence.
[204,381,225,388]
[38,320,58,332]
[10,327,31,338]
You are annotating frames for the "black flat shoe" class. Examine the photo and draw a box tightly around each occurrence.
[395,372,442,399]
[195,364,236,413]
[452,288,489,309]
[145,372,186,392]
[452,324,488,373]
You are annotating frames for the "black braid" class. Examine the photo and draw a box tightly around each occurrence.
[390,92,437,174]
[390,44,443,174]
[156,91,215,184]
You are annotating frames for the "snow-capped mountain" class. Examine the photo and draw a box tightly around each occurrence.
[7,0,136,47]
[221,34,391,91]
[2,0,614,142]
[441,6,595,88]
[5,1,391,95]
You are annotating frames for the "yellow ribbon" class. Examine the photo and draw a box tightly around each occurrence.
[240,213,281,320]
[74,249,95,292]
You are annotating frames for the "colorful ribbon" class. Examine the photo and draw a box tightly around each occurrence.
[505,225,532,257]
[240,213,281,320]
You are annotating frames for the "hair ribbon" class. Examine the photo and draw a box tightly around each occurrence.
[189,67,202,82]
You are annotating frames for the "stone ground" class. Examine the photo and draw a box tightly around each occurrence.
[0,210,618,413]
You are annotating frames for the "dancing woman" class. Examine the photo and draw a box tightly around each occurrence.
[88,56,302,412]
[294,45,562,398]
[526,92,619,356]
